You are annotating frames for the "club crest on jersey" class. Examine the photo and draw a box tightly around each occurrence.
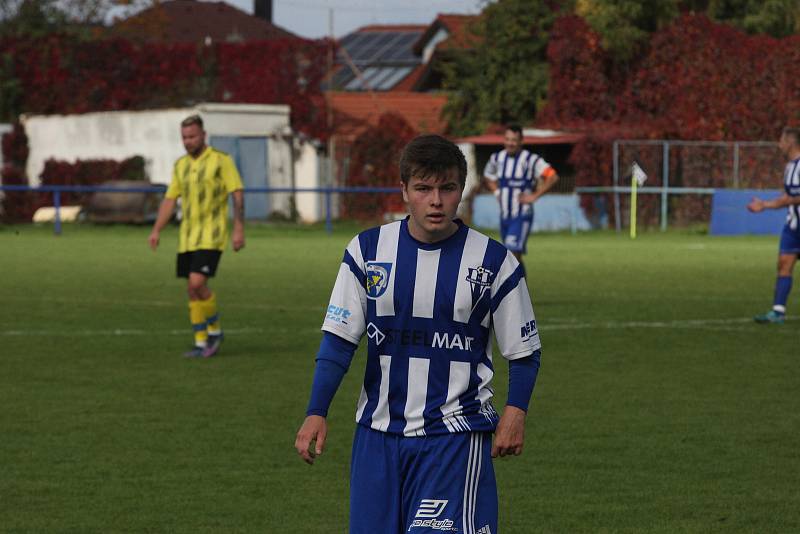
[365,262,392,299]
[466,266,495,311]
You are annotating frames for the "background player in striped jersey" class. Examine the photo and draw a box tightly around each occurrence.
[483,124,560,274]
[295,135,542,533]
[148,115,245,356]
[748,126,800,324]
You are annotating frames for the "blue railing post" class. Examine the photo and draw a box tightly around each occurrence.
[54,189,62,236]
[325,188,332,234]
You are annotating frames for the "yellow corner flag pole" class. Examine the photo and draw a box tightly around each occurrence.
[630,162,647,239]
[630,175,638,239]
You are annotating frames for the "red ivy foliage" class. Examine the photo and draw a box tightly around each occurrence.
[1,153,146,222]
[540,14,797,226]
[0,34,329,140]
[1,122,31,222]
[344,113,418,220]
[215,39,331,140]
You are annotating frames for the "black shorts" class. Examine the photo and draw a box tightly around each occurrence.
[177,250,222,278]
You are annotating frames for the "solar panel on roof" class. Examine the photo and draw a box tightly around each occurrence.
[330,68,355,90]
[375,66,413,90]
[334,29,424,91]
[343,66,382,91]
[367,67,396,88]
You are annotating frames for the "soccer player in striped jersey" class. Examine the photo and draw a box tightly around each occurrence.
[148,115,245,356]
[748,126,800,324]
[483,125,560,273]
[295,135,542,534]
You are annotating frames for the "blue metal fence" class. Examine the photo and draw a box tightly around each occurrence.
[0,184,402,235]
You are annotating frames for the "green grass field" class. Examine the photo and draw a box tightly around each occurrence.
[1,223,798,533]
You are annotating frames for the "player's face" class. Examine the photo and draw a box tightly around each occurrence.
[181,124,206,158]
[504,130,522,155]
[402,169,463,243]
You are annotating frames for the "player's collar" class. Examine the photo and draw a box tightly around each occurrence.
[401,217,466,250]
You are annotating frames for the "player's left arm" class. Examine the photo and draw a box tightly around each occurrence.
[220,154,246,251]
[748,193,800,212]
[492,350,541,458]
[522,167,559,204]
[489,251,542,458]
[231,189,245,251]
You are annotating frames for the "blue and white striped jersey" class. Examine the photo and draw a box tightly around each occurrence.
[484,149,553,220]
[322,218,541,437]
[784,157,800,231]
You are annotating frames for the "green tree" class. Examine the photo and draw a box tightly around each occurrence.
[442,0,563,135]
[706,0,800,37]
[576,0,681,62]
[0,0,153,38]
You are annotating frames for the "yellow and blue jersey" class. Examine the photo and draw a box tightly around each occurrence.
[165,146,243,253]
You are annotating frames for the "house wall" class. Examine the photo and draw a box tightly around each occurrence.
[294,141,322,223]
[21,103,320,220]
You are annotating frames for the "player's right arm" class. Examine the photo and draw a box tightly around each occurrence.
[295,333,358,465]
[483,154,500,197]
[296,236,367,465]
[747,194,798,212]
[149,165,181,250]
[148,197,177,251]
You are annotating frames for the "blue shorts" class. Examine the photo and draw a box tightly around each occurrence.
[779,225,800,255]
[350,425,497,534]
[500,216,533,253]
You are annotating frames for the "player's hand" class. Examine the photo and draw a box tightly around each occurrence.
[492,405,526,458]
[232,227,245,252]
[295,415,328,465]
[746,197,764,213]
[519,193,538,205]
[148,230,160,251]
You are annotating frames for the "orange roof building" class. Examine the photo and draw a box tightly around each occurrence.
[109,0,296,44]
[329,92,448,140]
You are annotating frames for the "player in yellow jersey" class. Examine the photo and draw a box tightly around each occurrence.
[148,115,245,357]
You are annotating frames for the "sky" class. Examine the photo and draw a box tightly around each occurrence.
[220,0,484,39]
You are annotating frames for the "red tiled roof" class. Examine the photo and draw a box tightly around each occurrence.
[434,14,480,50]
[329,91,448,139]
[414,13,481,55]
[110,0,296,43]
[390,64,426,92]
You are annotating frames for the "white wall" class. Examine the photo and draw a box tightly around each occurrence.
[21,103,305,217]
[294,141,321,223]
[0,123,12,169]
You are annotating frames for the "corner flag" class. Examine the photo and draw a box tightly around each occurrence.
[630,162,648,239]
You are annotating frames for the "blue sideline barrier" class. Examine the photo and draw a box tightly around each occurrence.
[472,193,592,233]
[710,189,785,236]
[0,184,401,235]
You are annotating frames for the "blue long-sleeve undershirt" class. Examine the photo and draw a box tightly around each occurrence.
[506,349,541,412]
[306,332,357,417]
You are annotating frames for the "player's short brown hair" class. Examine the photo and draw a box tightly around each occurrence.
[505,124,523,138]
[399,134,467,188]
[181,114,204,129]
[782,127,800,146]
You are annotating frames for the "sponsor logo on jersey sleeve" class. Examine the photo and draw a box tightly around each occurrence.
[325,304,351,325]
[520,319,538,341]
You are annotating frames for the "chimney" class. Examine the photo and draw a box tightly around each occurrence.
[254,0,272,23]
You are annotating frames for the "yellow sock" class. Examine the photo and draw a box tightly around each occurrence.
[201,292,221,336]
[189,300,208,347]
